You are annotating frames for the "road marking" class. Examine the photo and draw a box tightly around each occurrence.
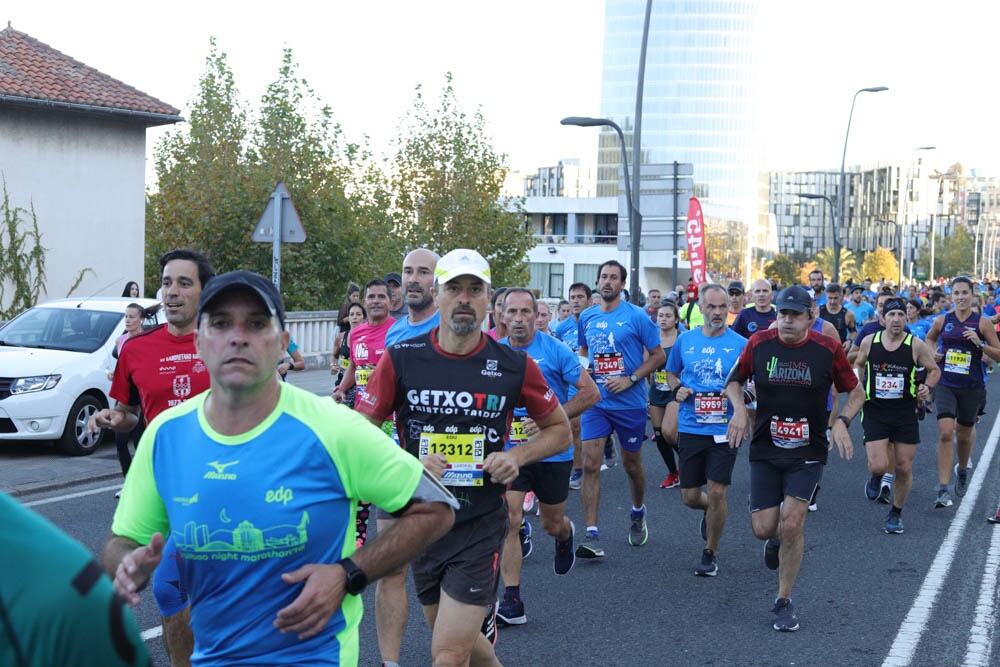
[883,414,1000,667]
[142,626,163,641]
[965,507,1000,666]
[23,485,120,507]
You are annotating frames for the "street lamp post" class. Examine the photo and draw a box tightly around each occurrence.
[837,86,889,283]
[797,192,837,277]
[561,116,642,303]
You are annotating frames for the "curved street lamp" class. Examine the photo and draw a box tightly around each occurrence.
[837,86,889,282]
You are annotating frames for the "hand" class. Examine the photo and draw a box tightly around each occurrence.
[89,408,127,434]
[519,418,538,438]
[933,350,944,363]
[421,452,448,479]
[483,450,519,485]
[277,362,291,375]
[674,386,693,402]
[726,408,747,449]
[332,389,344,404]
[274,563,346,640]
[962,328,983,347]
[917,384,931,402]
[114,532,166,607]
[830,420,854,460]
[604,376,634,395]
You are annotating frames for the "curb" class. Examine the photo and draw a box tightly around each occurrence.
[3,469,123,498]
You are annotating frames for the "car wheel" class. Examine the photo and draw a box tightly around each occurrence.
[58,394,104,456]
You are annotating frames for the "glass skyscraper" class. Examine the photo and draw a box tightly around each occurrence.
[599,0,765,278]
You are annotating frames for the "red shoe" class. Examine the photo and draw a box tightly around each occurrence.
[660,472,680,489]
[988,507,1000,524]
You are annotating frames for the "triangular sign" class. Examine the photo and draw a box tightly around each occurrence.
[251,182,306,243]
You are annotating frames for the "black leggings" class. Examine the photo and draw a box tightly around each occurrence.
[115,422,145,477]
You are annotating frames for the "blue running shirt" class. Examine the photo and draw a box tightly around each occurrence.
[385,311,441,346]
[666,328,747,435]
[578,300,661,410]
[553,315,581,352]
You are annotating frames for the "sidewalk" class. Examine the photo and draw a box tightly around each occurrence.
[0,369,334,498]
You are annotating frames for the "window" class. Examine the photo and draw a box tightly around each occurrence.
[574,264,600,289]
[528,263,565,299]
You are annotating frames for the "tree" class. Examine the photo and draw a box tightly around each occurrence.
[915,226,975,279]
[764,254,798,288]
[860,247,900,285]
[391,74,532,287]
[813,247,858,284]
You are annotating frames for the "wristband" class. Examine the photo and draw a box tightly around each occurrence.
[836,415,851,427]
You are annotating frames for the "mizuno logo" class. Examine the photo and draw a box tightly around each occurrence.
[204,460,239,480]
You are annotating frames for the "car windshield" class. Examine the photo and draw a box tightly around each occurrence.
[0,307,122,353]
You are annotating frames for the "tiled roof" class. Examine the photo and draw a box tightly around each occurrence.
[0,25,180,121]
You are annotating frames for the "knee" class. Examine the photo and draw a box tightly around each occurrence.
[780,513,805,538]
[707,485,727,506]
[895,459,913,477]
[750,519,773,540]
[432,646,474,667]
[540,514,564,537]
[681,490,702,509]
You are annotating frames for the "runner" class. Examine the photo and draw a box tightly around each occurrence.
[808,270,827,307]
[924,276,1000,507]
[103,270,457,666]
[356,249,570,666]
[665,284,747,576]
[645,288,663,321]
[576,260,665,557]
[845,285,877,325]
[819,283,856,352]
[731,278,776,339]
[853,297,940,533]
[650,300,682,489]
[89,248,215,667]
[333,278,396,405]
[725,285,863,632]
[496,288,600,625]
[553,282,593,490]
[726,281,745,326]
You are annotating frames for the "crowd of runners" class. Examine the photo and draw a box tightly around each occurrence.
[11,244,1000,665]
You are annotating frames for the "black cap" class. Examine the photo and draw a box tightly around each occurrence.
[774,286,812,313]
[850,285,864,293]
[727,280,745,294]
[384,272,402,285]
[198,270,285,328]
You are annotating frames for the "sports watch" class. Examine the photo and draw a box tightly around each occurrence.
[337,557,368,595]
[629,373,639,384]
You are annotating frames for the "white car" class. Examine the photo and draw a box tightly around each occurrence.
[0,297,162,455]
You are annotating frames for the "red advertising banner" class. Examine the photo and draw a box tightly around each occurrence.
[685,197,707,285]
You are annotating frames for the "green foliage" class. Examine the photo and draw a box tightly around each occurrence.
[860,247,900,284]
[915,225,974,279]
[0,179,47,319]
[390,74,532,287]
[764,254,798,288]
[813,247,858,283]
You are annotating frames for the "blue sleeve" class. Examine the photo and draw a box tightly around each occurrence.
[639,309,661,351]
[666,333,684,374]
[577,311,589,351]
[556,341,582,387]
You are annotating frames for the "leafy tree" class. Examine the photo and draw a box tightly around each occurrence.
[798,260,819,286]
[860,247,900,285]
[391,74,532,287]
[813,247,858,284]
[915,226,975,279]
[764,254,798,289]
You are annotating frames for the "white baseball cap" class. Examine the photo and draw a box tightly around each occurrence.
[434,248,491,286]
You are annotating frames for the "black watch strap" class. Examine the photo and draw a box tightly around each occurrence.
[337,557,368,595]
[836,415,851,427]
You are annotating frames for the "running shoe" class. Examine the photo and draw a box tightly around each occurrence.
[602,436,617,470]
[865,473,881,501]
[884,511,904,534]
[699,512,707,541]
[955,469,969,498]
[808,487,820,512]
[568,468,583,490]
[695,548,718,577]
[660,472,680,489]
[519,519,533,558]
[629,507,648,546]
[554,521,575,575]
[115,487,122,499]
[876,483,892,505]
[764,538,780,570]
[481,599,498,645]
[772,598,799,632]
[988,507,1000,524]
[497,595,527,626]
[522,491,536,513]
[934,489,953,509]
[575,530,605,559]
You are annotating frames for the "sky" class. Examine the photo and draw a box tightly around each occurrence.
[8,0,1000,187]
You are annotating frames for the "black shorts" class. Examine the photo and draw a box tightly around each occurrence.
[509,460,572,505]
[677,433,738,488]
[412,504,507,607]
[749,459,824,511]
[862,408,920,444]
[648,384,675,407]
[935,385,986,427]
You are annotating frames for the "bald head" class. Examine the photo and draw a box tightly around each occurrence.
[402,248,440,313]
[751,278,773,311]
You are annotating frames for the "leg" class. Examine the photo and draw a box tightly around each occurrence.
[866,439,890,475]
[539,501,571,539]
[375,518,408,665]
[424,592,503,667]
[115,430,133,477]
[500,491,525,588]
[937,417,957,486]
[681,486,708,511]
[751,506,780,541]
[162,608,193,667]
[776,497,809,600]
[705,480,729,553]
[571,415,582,472]
[892,443,916,508]
[580,437,604,527]
[955,423,975,470]
[620,448,646,510]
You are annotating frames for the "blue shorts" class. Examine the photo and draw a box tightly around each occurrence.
[580,406,647,452]
[152,536,189,616]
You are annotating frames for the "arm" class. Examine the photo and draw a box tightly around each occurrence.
[605,345,666,395]
[912,339,941,402]
[274,475,456,640]
[666,370,693,403]
[561,369,600,420]
[331,332,345,374]
[88,401,140,435]
[333,359,357,402]
[977,316,1000,363]
[853,335,873,385]
[101,532,167,607]
[925,316,944,362]
[483,404,571,484]
[723,347,753,448]
[830,383,864,461]
[288,349,306,372]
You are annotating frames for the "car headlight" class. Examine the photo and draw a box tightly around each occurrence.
[10,375,62,394]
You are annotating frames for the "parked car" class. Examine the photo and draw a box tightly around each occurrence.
[0,297,162,455]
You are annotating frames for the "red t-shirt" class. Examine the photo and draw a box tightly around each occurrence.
[110,325,210,424]
[348,317,395,395]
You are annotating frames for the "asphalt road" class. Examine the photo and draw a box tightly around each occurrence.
[9,368,1000,666]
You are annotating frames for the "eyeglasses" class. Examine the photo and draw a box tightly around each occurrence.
[728,290,743,296]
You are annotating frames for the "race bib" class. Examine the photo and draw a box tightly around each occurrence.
[339,357,350,371]
[355,365,375,388]
[770,416,810,449]
[419,430,486,486]
[593,352,625,381]
[944,349,971,375]
[653,370,670,391]
[509,418,527,444]
[694,392,728,424]
[874,373,905,399]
